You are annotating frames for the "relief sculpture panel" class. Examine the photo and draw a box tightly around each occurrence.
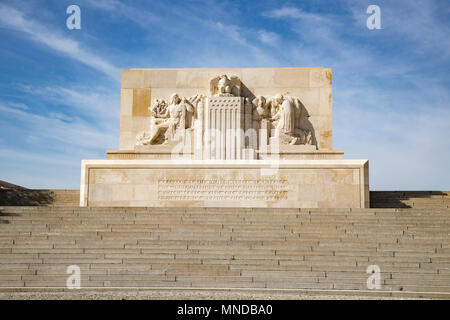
[135,74,316,157]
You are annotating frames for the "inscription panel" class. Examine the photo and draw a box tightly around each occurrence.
[158,179,290,201]
[83,164,368,208]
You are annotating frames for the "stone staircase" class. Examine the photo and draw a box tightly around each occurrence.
[0,202,449,298]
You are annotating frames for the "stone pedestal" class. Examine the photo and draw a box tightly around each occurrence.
[81,160,369,208]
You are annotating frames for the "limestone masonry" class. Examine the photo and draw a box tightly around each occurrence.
[80,67,369,207]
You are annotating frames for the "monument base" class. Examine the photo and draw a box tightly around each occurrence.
[80,160,369,208]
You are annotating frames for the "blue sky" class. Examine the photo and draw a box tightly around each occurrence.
[0,0,449,190]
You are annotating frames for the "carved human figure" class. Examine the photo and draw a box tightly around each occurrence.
[135,99,168,145]
[282,98,296,135]
[264,94,313,145]
[249,95,267,148]
[164,93,188,140]
[137,93,196,145]
[268,94,296,135]
[252,96,267,121]
[267,94,282,132]
[148,99,169,140]
[150,98,168,118]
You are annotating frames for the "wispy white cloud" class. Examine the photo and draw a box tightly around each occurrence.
[261,5,351,61]
[0,3,121,80]
[17,84,120,123]
[1,101,29,110]
[347,0,450,59]
[0,84,119,188]
[258,30,279,46]
[0,102,117,150]
[193,21,280,67]
[214,22,248,47]
[0,99,115,189]
[262,6,327,22]
[262,6,303,19]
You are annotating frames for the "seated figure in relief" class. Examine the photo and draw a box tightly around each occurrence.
[266,94,313,145]
[136,93,202,145]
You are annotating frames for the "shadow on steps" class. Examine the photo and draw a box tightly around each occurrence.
[370,191,449,208]
[0,208,20,224]
[0,189,55,206]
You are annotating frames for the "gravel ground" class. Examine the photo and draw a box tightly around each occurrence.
[0,289,429,300]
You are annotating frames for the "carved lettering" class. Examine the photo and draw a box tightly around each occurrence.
[158,179,291,201]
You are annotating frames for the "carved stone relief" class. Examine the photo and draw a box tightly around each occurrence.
[210,74,241,97]
[265,94,313,146]
[136,93,204,146]
[136,75,315,150]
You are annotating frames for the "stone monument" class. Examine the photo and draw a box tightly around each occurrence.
[80,68,369,208]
